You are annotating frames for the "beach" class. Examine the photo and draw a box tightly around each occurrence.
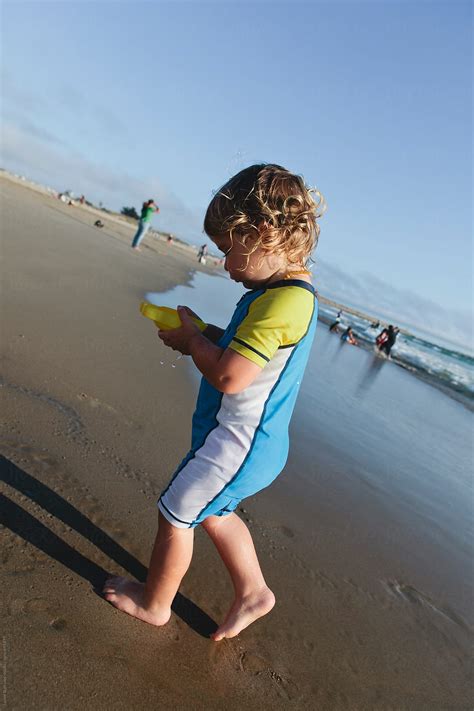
[1,176,472,710]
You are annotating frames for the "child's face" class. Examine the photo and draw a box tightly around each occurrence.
[212,232,286,289]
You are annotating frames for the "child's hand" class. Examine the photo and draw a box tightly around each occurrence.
[158,306,201,355]
[179,305,202,321]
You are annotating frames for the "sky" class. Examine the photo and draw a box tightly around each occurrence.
[1,1,472,350]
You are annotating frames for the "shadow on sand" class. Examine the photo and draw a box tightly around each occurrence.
[0,455,217,638]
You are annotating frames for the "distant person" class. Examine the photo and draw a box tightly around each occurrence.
[365,319,380,335]
[329,312,342,332]
[341,326,357,345]
[167,235,173,245]
[94,219,104,229]
[197,244,208,263]
[103,163,325,642]
[376,325,399,356]
[131,199,160,251]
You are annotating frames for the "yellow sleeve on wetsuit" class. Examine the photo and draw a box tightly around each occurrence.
[228,286,315,368]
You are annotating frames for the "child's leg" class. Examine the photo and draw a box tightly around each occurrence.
[103,511,193,627]
[202,513,275,641]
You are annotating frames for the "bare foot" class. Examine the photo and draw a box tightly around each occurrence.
[103,576,171,626]
[131,246,141,252]
[212,587,275,641]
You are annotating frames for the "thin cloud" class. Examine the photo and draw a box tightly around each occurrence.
[2,110,66,147]
[2,71,128,141]
[1,120,202,235]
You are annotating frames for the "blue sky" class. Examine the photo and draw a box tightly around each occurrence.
[2,1,472,348]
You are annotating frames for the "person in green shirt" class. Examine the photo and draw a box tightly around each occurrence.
[131,199,160,250]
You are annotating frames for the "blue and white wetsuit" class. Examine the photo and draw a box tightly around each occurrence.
[158,279,318,528]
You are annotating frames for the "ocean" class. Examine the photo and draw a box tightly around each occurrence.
[318,304,474,409]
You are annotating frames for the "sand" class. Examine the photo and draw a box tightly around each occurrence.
[1,176,472,710]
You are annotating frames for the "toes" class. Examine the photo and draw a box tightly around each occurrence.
[105,576,122,585]
[211,628,228,642]
[103,576,123,593]
[103,577,123,595]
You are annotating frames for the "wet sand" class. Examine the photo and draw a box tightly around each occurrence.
[1,176,472,710]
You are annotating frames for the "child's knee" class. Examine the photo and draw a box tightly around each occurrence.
[202,513,235,533]
[201,514,224,533]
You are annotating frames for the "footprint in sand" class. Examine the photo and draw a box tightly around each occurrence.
[382,579,471,631]
[1,440,60,472]
[239,650,269,673]
[77,392,118,416]
[8,597,52,615]
[49,617,67,631]
[238,650,300,700]
[9,598,68,633]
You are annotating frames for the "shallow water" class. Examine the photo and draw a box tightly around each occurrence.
[296,324,473,554]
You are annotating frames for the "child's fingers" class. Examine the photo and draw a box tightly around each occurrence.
[177,305,194,323]
[179,305,200,319]
[158,330,180,351]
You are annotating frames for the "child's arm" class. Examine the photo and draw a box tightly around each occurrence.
[203,324,225,344]
[189,336,261,393]
[158,307,260,394]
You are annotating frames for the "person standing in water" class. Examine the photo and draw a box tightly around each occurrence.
[131,199,160,251]
[376,324,399,356]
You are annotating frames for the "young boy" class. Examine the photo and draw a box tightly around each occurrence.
[104,164,325,640]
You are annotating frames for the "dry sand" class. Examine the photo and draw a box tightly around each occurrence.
[1,177,472,710]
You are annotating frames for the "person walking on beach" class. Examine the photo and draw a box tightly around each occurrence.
[376,324,399,356]
[103,164,325,640]
[197,243,208,263]
[131,199,160,250]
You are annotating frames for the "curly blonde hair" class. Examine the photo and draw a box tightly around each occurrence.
[204,164,325,266]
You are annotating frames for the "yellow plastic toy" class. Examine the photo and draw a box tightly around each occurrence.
[140,302,207,331]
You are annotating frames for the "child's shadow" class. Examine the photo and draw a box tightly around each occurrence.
[0,455,217,638]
